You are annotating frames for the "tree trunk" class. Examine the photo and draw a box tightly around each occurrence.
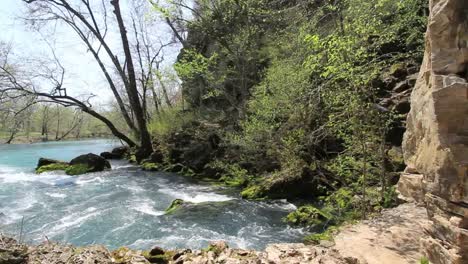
[111,0,153,160]
[83,108,137,147]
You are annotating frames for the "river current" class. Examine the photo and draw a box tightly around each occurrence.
[0,139,304,250]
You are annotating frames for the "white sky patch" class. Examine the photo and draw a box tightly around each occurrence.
[0,0,182,107]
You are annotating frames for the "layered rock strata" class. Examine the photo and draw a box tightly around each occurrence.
[400,0,468,263]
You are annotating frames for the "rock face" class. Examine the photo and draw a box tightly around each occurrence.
[400,0,468,263]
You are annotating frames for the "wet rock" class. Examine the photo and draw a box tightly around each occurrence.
[70,153,111,173]
[112,146,130,158]
[150,246,165,256]
[149,150,164,164]
[100,151,121,160]
[165,199,187,214]
[36,158,68,170]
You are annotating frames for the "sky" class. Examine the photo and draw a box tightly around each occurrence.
[0,0,181,107]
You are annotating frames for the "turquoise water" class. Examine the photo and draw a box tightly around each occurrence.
[0,139,304,250]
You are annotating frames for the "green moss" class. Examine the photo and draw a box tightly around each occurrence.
[240,185,265,200]
[65,164,91,176]
[419,256,429,264]
[142,162,160,171]
[203,244,223,256]
[111,247,131,263]
[142,251,168,264]
[165,199,185,214]
[128,155,137,163]
[284,205,332,226]
[36,163,69,174]
[303,226,338,245]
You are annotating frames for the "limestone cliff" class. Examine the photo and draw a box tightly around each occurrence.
[399,0,468,263]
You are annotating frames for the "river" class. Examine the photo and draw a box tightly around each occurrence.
[0,139,304,250]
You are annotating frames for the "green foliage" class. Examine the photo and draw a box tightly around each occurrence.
[65,164,91,176]
[141,162,159,171]
[211,161,253,187]
[240,185,265,200]
[284,205,332,226]
[148,107,196,139]
[166,0,427,227]
[36,163,69,174]
[419,256,430,264]
[303,226,338,245]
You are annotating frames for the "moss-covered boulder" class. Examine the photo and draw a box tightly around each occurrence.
[165,199,186,214]
[65,164,92,176]
[36,163,70,174]
[70,153,111,173]
[36,158,68,170]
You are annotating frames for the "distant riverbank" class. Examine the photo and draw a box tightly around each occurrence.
[0,133,115,144]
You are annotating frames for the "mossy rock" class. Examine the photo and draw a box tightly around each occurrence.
[36,163,70,174]
[65,164,92,176]
[165,199,185,214]
[128,155,137,163]
[142,251,168,264]
[284,205,332,226]
[142,162,160,171]
[387,146,405,172]
[202,241,228,256]
[240,185,266,200]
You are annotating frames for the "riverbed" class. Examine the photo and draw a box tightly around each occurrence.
[0,139,304,250]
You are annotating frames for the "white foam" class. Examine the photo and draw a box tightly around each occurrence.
[41,207,103,237]
[159,188,234,203]
[114,164,136,169]
[45,192,67,198]
[133,202,164,216]
[76,177,105,185]
[0,167,72,185]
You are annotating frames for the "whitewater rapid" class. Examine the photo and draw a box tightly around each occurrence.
[0,139,304,250]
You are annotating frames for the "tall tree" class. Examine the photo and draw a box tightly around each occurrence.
[22,0,157,159]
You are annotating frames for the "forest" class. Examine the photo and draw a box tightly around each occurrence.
[0,0,431,258]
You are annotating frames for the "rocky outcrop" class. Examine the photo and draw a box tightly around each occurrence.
[400,0,468,263]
